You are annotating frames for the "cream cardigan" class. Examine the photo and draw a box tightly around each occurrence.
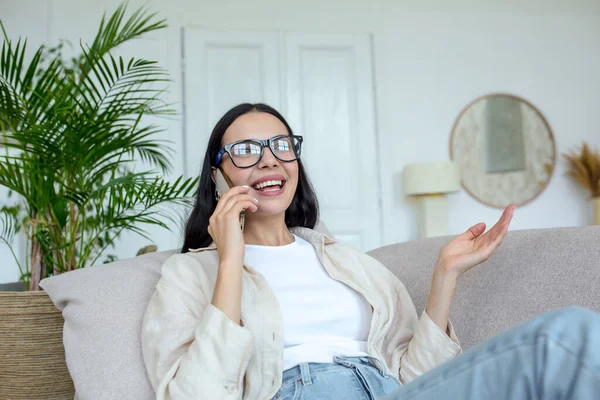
[141,227,461,400]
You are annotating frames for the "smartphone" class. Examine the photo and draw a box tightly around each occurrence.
[215,168,246,232]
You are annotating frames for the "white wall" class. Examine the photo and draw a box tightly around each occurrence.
[1,0,599,282]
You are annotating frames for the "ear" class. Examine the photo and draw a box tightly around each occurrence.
[210,167,217,184]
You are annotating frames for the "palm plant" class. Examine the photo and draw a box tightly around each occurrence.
[0,3,197,291]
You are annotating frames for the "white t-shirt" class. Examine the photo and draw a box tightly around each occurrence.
[244,234,373,371]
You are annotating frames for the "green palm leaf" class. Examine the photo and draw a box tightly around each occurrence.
[0,3,195,290]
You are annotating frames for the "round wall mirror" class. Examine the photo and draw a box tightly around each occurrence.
[450,93,556,208]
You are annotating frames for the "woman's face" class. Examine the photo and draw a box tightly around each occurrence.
[213,112,299,218]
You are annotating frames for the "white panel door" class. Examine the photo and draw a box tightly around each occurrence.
[182,28,281,177]
[284,33,383,251]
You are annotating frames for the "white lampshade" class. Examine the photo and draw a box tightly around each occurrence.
[403,161,461,196]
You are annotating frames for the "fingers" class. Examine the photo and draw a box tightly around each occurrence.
[462,204,516,244]
[221,195,259,216]
[488,204,515,238]
[478,204,516,248]
[497,204,516,227]
[209,186,259,236]
[209,196,258,239]
[213,185,255,215]
[465,222,486,239]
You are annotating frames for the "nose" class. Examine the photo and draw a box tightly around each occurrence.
[257,146,279,169]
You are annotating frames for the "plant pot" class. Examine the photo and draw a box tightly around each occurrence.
[594,197,600,225]
[0,291,75,399]
[0,281,27,291]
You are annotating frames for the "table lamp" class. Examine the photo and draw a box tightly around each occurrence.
[403,161,461,239]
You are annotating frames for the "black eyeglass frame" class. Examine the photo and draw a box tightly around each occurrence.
[214,134,303,168]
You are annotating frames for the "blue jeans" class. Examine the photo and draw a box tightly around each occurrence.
[382,306,600,399]
[275,307,600,399]
[272,355,401,399]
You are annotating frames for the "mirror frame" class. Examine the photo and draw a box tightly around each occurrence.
[449,92,556,208]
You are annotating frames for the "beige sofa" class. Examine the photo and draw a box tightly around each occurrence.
[1,226,599,399]
[368,225,600,349]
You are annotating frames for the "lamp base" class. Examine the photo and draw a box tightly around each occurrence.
[416,194,449,239]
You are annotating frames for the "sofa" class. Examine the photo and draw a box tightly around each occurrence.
[1,226,599,399]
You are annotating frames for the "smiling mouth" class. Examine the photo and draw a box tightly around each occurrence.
[253,179,286,193]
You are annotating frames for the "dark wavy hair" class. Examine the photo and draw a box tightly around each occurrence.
[181,103,320,252]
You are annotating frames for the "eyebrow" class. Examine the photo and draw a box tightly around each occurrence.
[229,134,289,142]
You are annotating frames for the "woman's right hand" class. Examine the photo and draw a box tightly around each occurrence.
[207,185,259,267]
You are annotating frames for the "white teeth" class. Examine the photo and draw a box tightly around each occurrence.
[254,180,283,189]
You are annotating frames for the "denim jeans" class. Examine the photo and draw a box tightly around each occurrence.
[275,307,600,399]
[272,355,401,399]
[384,306,600,399]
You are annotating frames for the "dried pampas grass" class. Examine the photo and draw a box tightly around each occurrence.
[563,142,600,198]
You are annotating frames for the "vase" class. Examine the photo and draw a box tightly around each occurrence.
[594,197,600,225]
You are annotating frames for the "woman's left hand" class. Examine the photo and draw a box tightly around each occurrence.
[435,204,516,279]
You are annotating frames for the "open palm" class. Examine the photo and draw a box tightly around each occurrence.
[437,204,516,278]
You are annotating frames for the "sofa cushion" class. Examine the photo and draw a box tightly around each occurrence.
[367,226,600,349]
[39,225,600,398]
[38,221,334,399]
[40,250,176,400]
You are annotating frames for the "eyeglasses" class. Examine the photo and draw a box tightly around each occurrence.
[214,134,303,168]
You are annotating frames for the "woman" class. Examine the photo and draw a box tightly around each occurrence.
[141,103,600,400]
